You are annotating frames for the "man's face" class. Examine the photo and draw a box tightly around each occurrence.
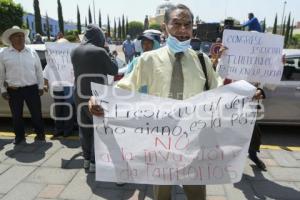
[9,32,25,47]
[142,39,154,52]
[163,9,193,41]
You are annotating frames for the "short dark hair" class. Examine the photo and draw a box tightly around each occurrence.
[249,13,254,18]
[164,4,194,24]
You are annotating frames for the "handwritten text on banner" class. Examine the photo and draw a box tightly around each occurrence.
[92,81,257,185]
[217,30,284,84]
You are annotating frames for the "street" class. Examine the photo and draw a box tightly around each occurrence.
[0,119,299,200]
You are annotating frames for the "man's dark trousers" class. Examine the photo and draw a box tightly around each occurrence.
[7,84,44,140]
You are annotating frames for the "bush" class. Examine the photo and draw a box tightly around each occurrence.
[0,0,24,35]
[65,34,77,42]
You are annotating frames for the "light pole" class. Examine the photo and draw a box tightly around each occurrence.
[281,1,287,27]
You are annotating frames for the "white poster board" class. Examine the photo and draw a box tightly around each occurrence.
[45,42,78,86]
[217,30,284,84]
[91,81,257,185]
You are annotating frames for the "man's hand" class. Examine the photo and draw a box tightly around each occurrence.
[88,96,104,117]
[38,89,44,96]
[1,92,10,100]
[253,88,265,100]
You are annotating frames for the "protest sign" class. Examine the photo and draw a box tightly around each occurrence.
[91,81,257,185]
[45,42,78,86]
[217,30,284,84]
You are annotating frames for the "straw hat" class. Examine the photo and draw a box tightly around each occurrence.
[1,26,29,46]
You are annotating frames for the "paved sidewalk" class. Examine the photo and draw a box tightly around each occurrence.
[0,136,300,200]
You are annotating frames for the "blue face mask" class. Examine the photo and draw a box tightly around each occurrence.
[166,34,191,53]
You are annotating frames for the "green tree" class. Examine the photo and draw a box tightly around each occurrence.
[88,6,92,24]
[149,22,161,31]
[144,15,149,30]
[57,0,64,34]
[284,13,291,48]
[45,12,50,40]
[122,14,125,39]
[107,15,111,37]
[98,9,102,28]
[0,0,23,35]
[127,21,143,38]
[113,17,117,40]
[77,5,81,34]
[34,0,43,34]
[272,13,277,34]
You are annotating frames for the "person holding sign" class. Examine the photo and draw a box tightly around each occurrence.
[89,5,265,200]
[71,24,118,173]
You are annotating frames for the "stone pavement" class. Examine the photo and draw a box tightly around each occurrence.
[0,136,300,200]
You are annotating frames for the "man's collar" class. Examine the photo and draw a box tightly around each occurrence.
[8,45,29,52]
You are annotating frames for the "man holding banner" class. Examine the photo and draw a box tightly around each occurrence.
[89,4,265,200]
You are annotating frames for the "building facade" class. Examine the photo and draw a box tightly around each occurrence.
[149,0,174,25]
[24,13,77,39]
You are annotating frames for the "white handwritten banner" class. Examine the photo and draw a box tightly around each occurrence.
[91,81,257,185]
[45,42,78,86]
[217,30,284,84]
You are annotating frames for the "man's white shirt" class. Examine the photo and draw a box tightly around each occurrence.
[0,46,44,93]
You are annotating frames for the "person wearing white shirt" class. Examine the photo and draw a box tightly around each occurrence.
[43,38,75,138]
[133,38,142,57]
[0,26,45,145]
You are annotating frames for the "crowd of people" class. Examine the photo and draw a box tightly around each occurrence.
[0,3,272,200]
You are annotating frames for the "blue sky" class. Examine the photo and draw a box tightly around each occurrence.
[14,0,300,27]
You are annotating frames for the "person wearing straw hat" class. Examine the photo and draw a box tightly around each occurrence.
[0,26,45,145]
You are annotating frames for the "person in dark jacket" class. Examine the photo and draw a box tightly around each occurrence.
[71,24,118,173]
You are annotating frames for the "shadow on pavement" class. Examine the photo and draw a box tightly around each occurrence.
[85,173,153,200]
[5,141,52,163]
[61,151,84,169]
[234,165,300,200]
[0,138,12,151]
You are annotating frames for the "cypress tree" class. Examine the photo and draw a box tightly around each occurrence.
[88,6,92,24]
[113,17,117,40]
[289,18,294,45]
[77,5,81,34]
[118,18,121,40]
[85,17,87,28]
[26,17,30,29]
[272,14,277,34]
[45,12,50,40]
[144,15,149,30]
[99,9,102,28]
[57,0,64,34]
[262,18,266,33]
[122,14,125,39]
[107,15,111,37]
[284,13,291,48]
[281,17,286,35]
[33,0,43,34]
[126,17,129,36]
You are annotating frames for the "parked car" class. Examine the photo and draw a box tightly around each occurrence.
[0,44,126,118]
[257,49,300,125]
